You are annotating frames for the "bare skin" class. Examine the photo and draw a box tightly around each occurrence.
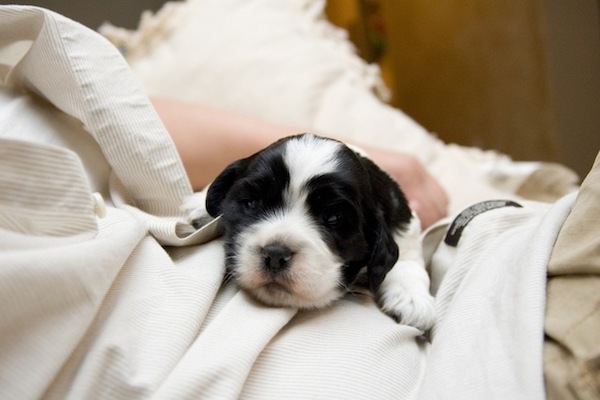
[152,97,448,228]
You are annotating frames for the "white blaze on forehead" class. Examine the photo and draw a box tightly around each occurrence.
[283,135,341,197]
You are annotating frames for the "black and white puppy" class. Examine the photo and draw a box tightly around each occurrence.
[194,133,435,330]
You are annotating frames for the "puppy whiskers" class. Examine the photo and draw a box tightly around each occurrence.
[222,255,238,285]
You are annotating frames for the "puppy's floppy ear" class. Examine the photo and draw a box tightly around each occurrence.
[354,153,411,293]
[366,216,399,293]
[206,158,248,217]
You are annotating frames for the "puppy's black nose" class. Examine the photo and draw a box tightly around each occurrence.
[261,244,292,272]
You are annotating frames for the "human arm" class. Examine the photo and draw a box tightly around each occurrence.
[151,97,448,228]
[363,147,448,229]
[151,97,297,190]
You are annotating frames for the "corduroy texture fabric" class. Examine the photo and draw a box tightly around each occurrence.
[417,194,575,400]
[0,5,213,247]
[0,6,427,399]
[544,151,600,400]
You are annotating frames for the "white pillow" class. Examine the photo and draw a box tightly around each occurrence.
[100,0,432,146]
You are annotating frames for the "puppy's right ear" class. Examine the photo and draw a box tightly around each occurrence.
[206,159,248,217]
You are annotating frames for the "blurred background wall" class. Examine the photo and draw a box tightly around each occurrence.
[327,0,600,178]
[3,0,600,178]
[0,0,165,29]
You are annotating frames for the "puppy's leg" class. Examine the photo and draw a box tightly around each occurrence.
[377,215,436,331]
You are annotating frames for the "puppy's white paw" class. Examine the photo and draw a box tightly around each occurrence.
[183,191,214,229]
[377,283,436,331]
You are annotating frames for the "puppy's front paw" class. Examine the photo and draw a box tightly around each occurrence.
[183,191,214,229]
[377,284,436,331]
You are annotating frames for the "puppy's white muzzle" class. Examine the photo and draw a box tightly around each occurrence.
[233,210,344,309]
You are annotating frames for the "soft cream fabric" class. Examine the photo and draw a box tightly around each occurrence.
[544,151,600,400]
[420,194,575,400]
[101,0,578,213]
[0,6,427,399]
[0,5,210,247]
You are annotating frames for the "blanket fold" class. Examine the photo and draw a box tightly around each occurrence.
[0,5,208,246]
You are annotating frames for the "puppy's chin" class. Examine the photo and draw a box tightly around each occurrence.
[233,262,345,310]
[240,279,344,310]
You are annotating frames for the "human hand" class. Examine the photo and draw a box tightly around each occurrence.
[366,147,448,229]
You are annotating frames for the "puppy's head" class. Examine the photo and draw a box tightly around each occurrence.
[206,134,411,309]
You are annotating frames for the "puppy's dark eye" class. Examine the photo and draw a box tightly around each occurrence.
[243,199,260,210]
[325,213,342,226]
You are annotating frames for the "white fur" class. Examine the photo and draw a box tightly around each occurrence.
[377,214,436,331]
[284,135,341,200]
[234,195,344,309]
